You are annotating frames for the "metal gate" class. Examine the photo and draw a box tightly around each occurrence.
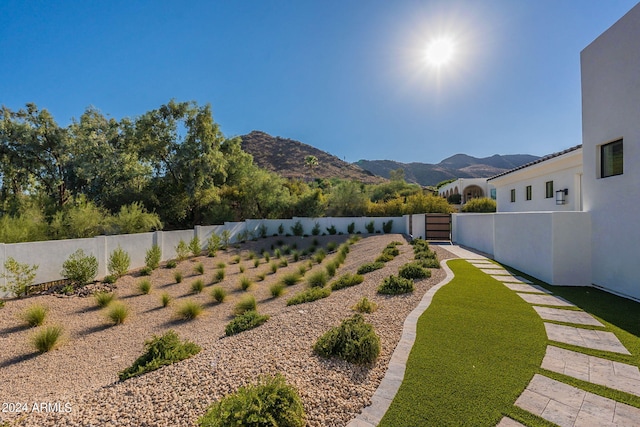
[425,214,451,241]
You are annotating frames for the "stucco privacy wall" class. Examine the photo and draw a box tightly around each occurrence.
[0,216,405,297]
[453,212,591,286]
[581,3,640,301]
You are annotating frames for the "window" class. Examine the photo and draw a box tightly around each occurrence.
[510,189,516,203]
[601,139,623,178]
[526,185,532,201]
[545,181,553,198]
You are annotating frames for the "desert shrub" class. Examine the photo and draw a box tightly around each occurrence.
[313,314,380,364]
[461,197,497,213]
[314,249,326,264]
[311,222,321,236]
[375,253,394,263]
[174,271,183,283]
[176,300,203,320]
[399,262,431,280]
[326,225,337,235]
[270,262,278,274]
[286,287,331,306]
[414,250,437,260]
[103,274,117,284]
[257,223,268,238]
[231,255,241,264]
[198,374,305,427]
[353,297,378,313]
[418,258,441,269]
[22,304,48,327]
[189,236,201,257]
[211,286,227,303]
[291,220,304,237]
[263,252,271,262]
[138,279,152,295]
[166,259,178,269]
[140,266,152,276]
[119,330,200,381]
[297,265,307,276]
[216,262,226,269]
[61,249,98,287]
[382,220,393,234]
[325,262,337,278]
[292,251,300,262]
[32,325,63,353]
[234,294,257,315]
[94,291,116,308]
[207,233,221,257]
[281,272,302,287]
[174,240,188,261]
[274,248,282,258]
[211,269,224,284]
[191,279,205,294]
[357,262,384,274]
[239,276,252,291]
[270,283,286,298]
[382,246,400,257]
[325,242,337,252]
[160,292,172,307]
[108,246,131,278]
[194,262,205,275]
[221,230,231,249]
[225,310,270,336]
[107,302,130,325]
[145,244,162,270]
[412,239,429,250]
[256,272,266,281]
[347,222,356,234]
[279,258,288,267]
[253,258,260,268]
[365,221,375,234]
[378,275,414,295]
[277,224,285,235]
[0,300,4,308]
[330,273,364,291]
[307,270,328,288]
[1,257,39,297]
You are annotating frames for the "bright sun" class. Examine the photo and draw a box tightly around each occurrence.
[425,37,455,67]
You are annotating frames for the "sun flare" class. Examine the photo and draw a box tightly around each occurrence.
[425,37,456,67]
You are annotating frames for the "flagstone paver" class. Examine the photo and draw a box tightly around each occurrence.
[517,293,575,307]
[533,306,604,326]
[496,417,527,427]
[492,275,533,284]
[544,323,631,354]
[480,268,513,275]
[541,346,640,396]
[503,283,551,294]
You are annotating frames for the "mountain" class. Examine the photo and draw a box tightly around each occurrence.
[356,153,540,186]
[239,131,384,184]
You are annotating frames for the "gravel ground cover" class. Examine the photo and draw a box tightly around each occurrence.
[0,234,453,427]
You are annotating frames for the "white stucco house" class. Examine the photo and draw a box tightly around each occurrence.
[453,2,640,301]
[438,178,495,204]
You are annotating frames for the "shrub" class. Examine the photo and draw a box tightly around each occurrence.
[279,258,288,268]
[378,275,414,295]
[189,236,201,257]
[221,230,231,249]
[253,258,260,268]
[198,374,305,427]
[270,262,278,274]
[207,233,221,257]
[160,292,172,307]
[281,273,302,287]
[191,279,205,294]
[375,253,394,263]
[326,241,338,252]
[0,300,4,308]
[173,240,189,261]
[119,330,200,381]
[32,325,63,353]
[167,269,180,283]
[347,222,356,234]
[231,255,241,264]
[270,283,286,298]
[234,294,257,315]
[325,262,337,278]
[225,310,270,336]
[311,222,321,236]
[103,274,117,284]
[313,314,380,364]
[353,297,378,313]
[365,221,375,233]
[145,244,162,270]
[257,223,268,238]
[291,220,304,236]
[216,262,226,269]
[399,262,431,280]
[419,258,441,269]
[175,300,204,320]
[382,220,393,233]
[22,304,48,327]
[166,259,178,269]
[256,272,266,281]
[138,279,152,295]
[286,287,331,306]
[415,250,437,260]
[297,265,307,276]
[277,224,285,235]
[330,273,364,291]
[461,197,497,213]
[1,257,39,297]
[211,286,227,303]
[383,246,400,257]
[274,248,282,258]
[263,252,271,262]
[314,249,326,264]
[326,225,337,235]
[194,262,205,275]
[107,302,130,325]
[108,246,131,278]
[239,276,252,291]
[140,266,152,276]
[61,249,98,287]
[94,291,116,308]
[307,270,328,288]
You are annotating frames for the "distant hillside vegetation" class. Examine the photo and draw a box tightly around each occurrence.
[240,131,384,184]
[356,153,539,186]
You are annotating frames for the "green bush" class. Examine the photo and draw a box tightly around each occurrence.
[314,249,326,263]
[1,257,39,297]
[347,222,356,234]
[286,287,331,306]
[61,249,98,287]
[325,261,337,278]
[221,230,231,249]
[231,255,241,264]
[311,222,321,236]
[415,250,437,260]
[22,304,48,327]
[270,262,279,274]
[198,374,305,427]
[270,283,286,298]
[419,258,441,269]
[253,258,260,268]
[326,225,337,235]
[214,269,225,283]
[194,262,205,275]
[281,272,302,287]
[461,197,497,213]
[94,291,116,308]
[140,266,152,276]
[32,325,63,353]
[375,253,394,263]
[277,224,285,235]
[326,241,338,252]
[173,271,183,283]
[166,259,178,269]
[307,270,328,288]
[107,302,130,325]
[353,296,378,313]
[207,233,221,257]
[108,246,131,278]
[313,314,380,364]
[382,220,393,233]
[357,262,385,274]
[257,223,268,238]
[138,279,152,294]
[382,246,400,257]
[175,240,190,261]
[239,276,252,291]
[189,236,201,257]
[211,286,227,303]
[119,330,201,381]
[175,300,204,320]
[378,275,414,295]
[191,279,205,294]
[160,292,172,307]
[234,294,257,315]
[279,258,288,267]
[225,310,270,336]
[330,273,364,291]
[365,221,375,234]
[103,274,117,284]
[290,220,304,237]
[399,262,431,280]
[145,244,162,270]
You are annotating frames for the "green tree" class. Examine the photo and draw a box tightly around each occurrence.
[326,181,368,216]
[304,155,319,180]
[461,197,497,213]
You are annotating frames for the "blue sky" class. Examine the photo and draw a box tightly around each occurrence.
[1,0,638,164]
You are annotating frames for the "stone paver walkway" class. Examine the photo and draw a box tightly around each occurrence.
[533,306,604,326]
[544,323,631,354]
[503,283,551,294]
[517,292,575,307]
[492,275,533,284]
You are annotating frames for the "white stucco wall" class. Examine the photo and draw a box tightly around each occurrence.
[438,178,495,203]
[451,213,495,256]
[581,3,640,301]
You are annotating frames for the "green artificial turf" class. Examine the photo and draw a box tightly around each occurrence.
[379,259,546,426]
